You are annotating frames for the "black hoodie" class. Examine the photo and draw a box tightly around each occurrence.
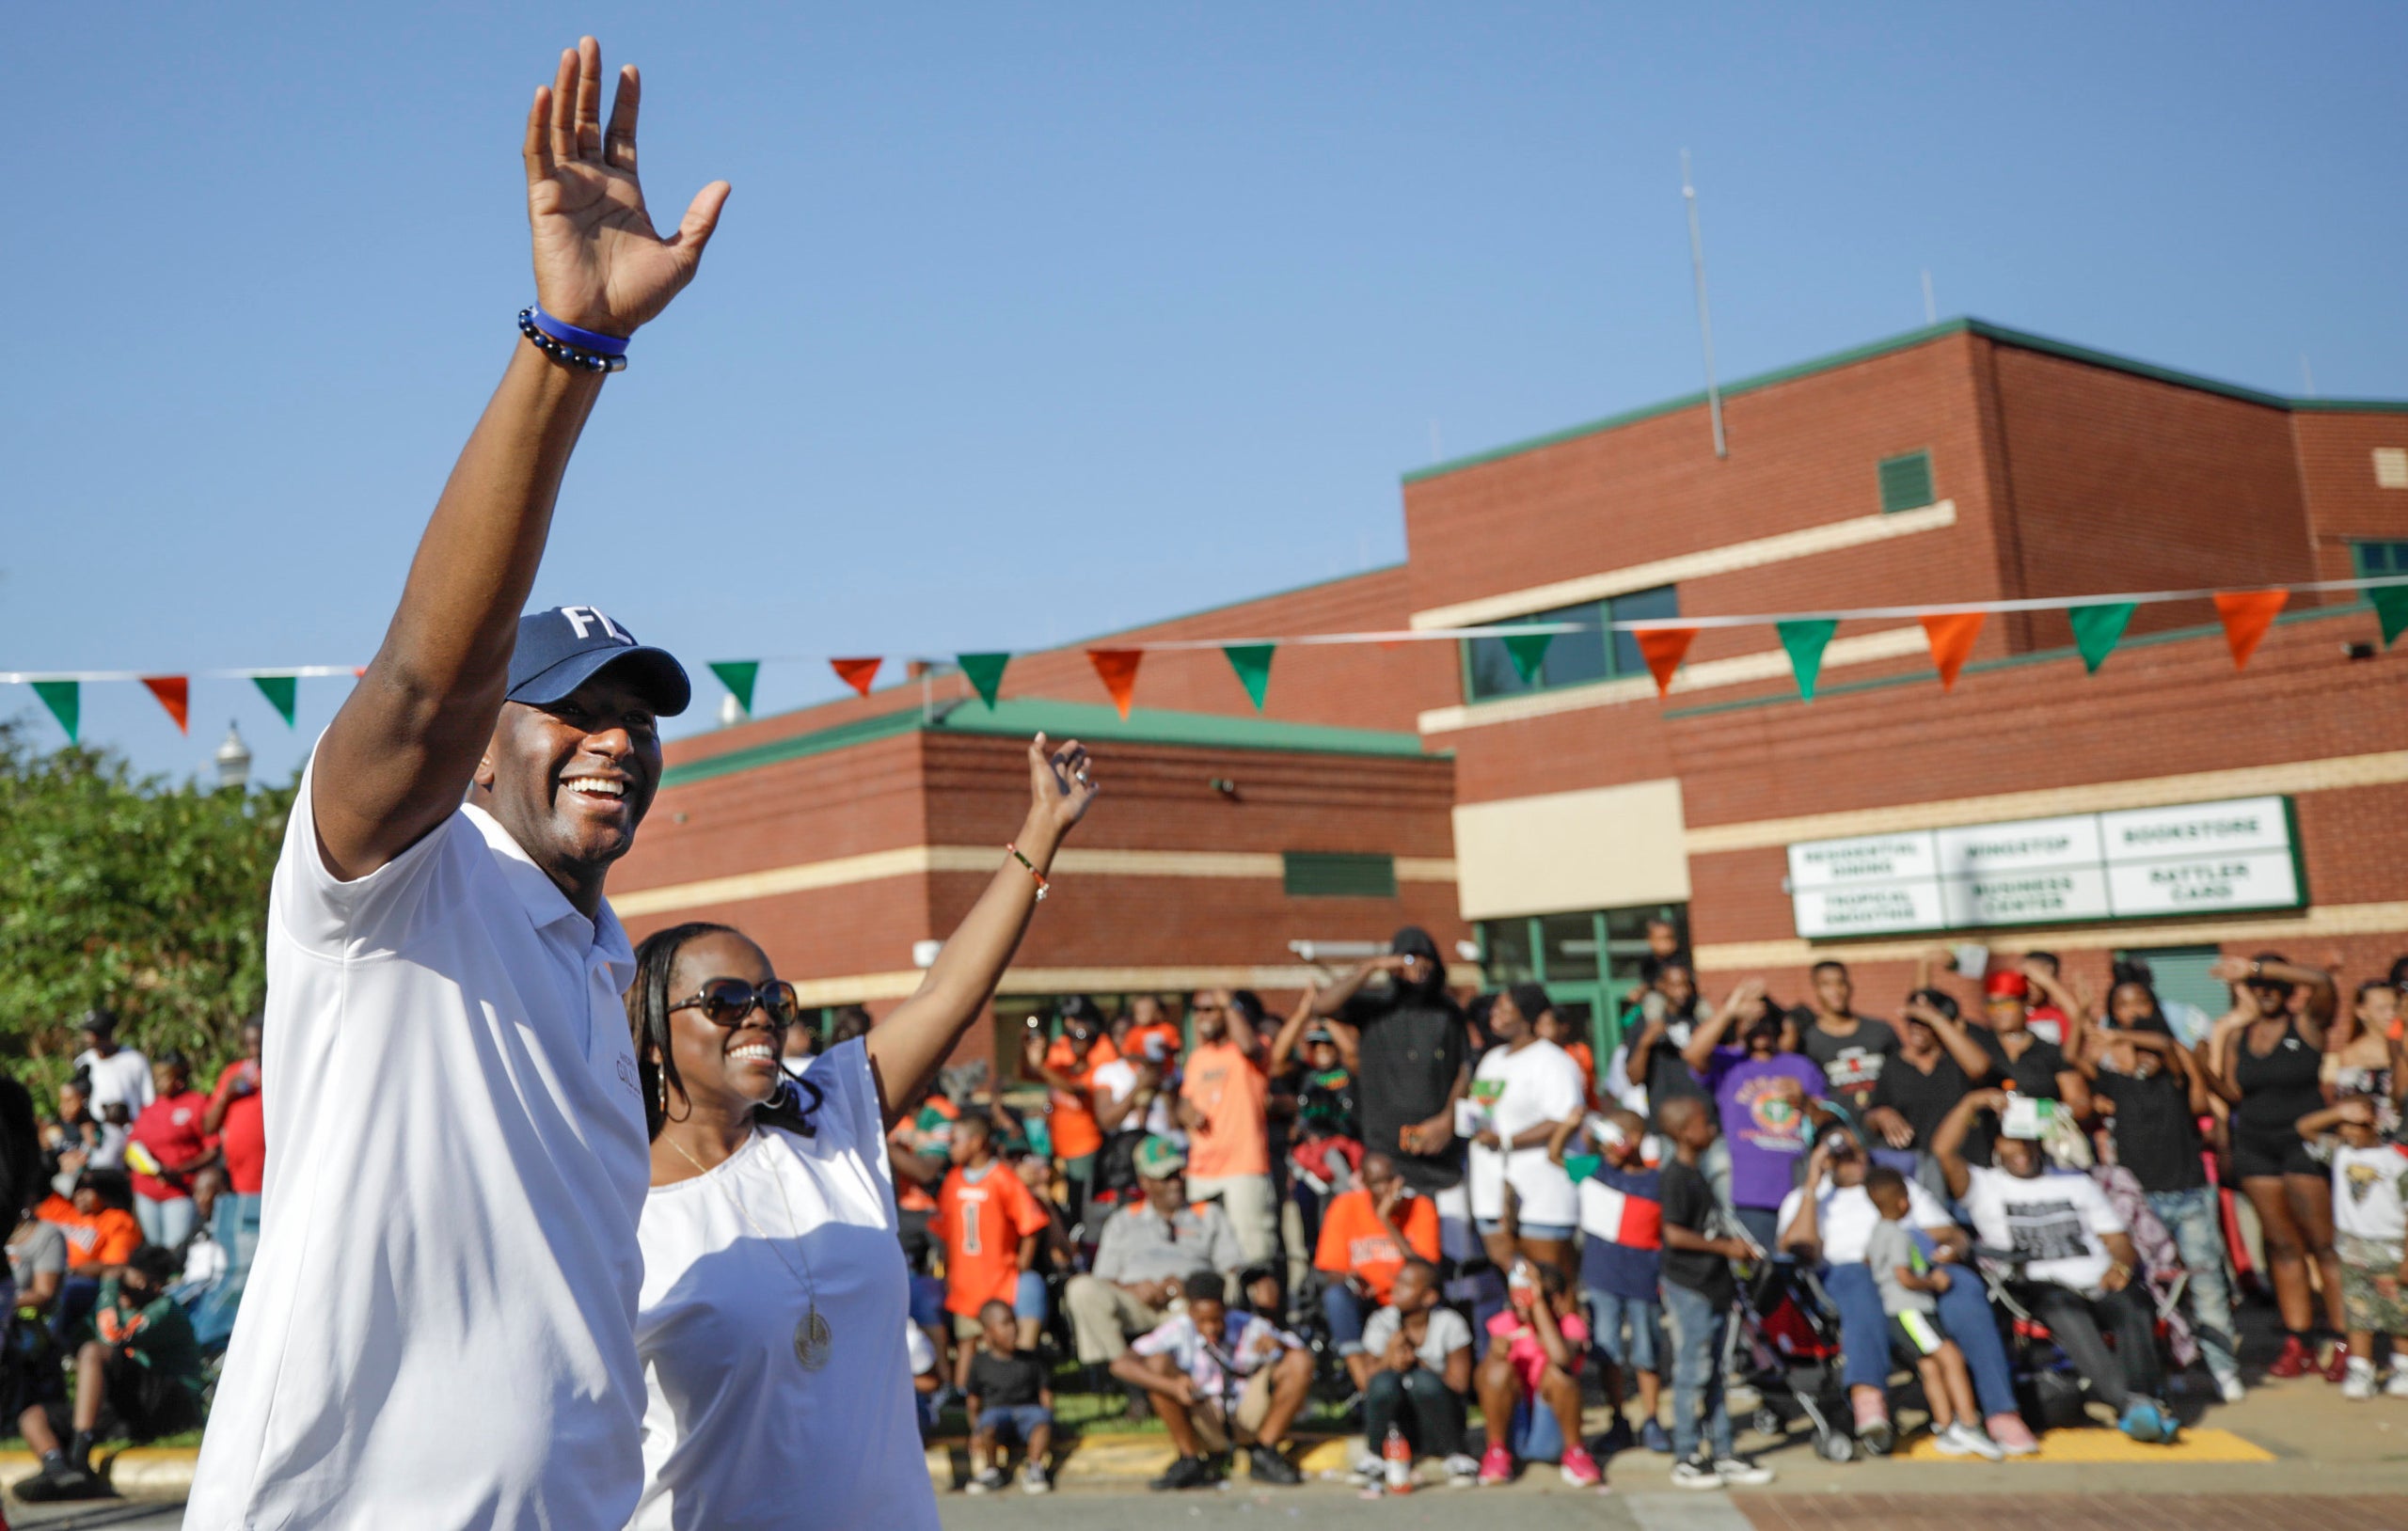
[1343,927,1468,1193]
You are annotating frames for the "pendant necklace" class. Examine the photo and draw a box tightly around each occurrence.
[666,1128,834,1371]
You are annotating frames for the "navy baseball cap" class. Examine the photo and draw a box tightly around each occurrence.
[506,606,692,718]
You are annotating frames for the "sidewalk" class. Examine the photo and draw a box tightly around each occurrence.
[13,1370,2408,1506]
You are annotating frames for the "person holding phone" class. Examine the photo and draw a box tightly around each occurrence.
[625,732,1097,1529]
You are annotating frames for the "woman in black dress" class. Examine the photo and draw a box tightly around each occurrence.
[2204,952,2342,1380]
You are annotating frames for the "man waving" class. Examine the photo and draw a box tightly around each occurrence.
[182,39,727,1529]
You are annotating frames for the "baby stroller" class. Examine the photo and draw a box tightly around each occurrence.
[1733,1256,1856,1461]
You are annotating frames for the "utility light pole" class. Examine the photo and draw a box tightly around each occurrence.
[1681,150,1726,460]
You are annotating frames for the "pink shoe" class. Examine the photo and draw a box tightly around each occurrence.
[1559,1445,1602,1488]
[1477,1444,1513,1486]
[1986,1413,2039,1457]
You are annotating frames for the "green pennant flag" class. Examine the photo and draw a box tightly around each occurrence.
[957,652,1011,709]
[31,680,78,740]
[252,674,298,727]
[706,660,759,715]
[2067,602,2136,674]
[2368,587,2408,649]
[1777,620,1837,701]
[1501,630,1555,685]
[1222,644,1275,711]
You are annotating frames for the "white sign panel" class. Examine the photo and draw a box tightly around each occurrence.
[1793,880,1950,939]
[1787,832,1939,891]
[2106,849,2301,918]
[1786,797,2301,938]
[1935,815,2102,878]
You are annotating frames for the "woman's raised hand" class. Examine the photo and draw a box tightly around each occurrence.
[522,38,730,336]
[1026,733,1101,843]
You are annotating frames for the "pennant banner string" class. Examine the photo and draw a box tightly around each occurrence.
[9,575,2408,689]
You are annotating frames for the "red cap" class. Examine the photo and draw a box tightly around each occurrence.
[1984,971,2029,1000]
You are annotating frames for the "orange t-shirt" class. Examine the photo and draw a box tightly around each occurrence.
[1124,1020,1184,1067]
[1180,1040,1270,1178]
[934,1161,1052,1315]
[1043,1035,1117,1160]
[38,1194,141,1271]
[1312,1187,1441,1304]
[1564,1039,1600,1111]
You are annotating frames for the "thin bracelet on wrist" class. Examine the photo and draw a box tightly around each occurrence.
[1006,843,1049,902]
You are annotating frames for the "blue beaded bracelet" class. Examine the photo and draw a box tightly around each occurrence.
[528,304,630,357]
[516,308,627,374]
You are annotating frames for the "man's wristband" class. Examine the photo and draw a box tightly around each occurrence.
[529,304,630,355]
[518,307,628,373]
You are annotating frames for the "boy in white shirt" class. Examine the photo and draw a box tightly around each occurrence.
[2304,1096,2408,1398]
[1111,1272,1313,1491]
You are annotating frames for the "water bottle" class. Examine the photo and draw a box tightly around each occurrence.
[1382,1423,1414,1493]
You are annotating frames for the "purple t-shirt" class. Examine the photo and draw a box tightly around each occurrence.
[1697,1049,1829,1210]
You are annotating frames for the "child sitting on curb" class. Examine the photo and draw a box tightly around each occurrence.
[1864,1167,2001,1459]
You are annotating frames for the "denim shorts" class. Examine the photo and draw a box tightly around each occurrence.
[979,1403,1054,1444]
[1586,1288,1664,1375]
[1476,1217,1577,1240]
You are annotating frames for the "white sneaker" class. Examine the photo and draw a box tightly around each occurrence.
[2343,1360,2378,1400]
[1670,1460,1723,1491]
[1441,1453,1482,1487]
[1353,1453,1384,1484]
[2218,1374,2247,1405]
[1713,1457,1775,1486]
[1021,1463,1052,1495]
[1934,1423,2004,1460]
[2387,1367,2408,1400]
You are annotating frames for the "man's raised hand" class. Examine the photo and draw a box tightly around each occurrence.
[522,38,730,337]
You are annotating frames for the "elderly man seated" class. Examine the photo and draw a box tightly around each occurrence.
[1776,1122,2034,1458]
[1064,1136,1247,1396]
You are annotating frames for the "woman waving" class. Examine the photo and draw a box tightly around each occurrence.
[627,734,1097,1530]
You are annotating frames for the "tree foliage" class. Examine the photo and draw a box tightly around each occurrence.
[0,719,292,1089]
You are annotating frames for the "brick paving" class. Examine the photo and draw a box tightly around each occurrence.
[1732,1494,2408,1531]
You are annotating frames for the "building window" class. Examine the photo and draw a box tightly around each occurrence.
[2374,447,2408,490]
[1475,907,1687,998]
[2113,945,2226,1038]
[1461,585,1679,702]
[1878,450,1935,513]
[2353,541,2408,581]
[1283,851,1398,899]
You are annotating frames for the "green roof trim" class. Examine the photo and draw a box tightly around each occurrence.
[1402,318,2408,485]
[1655,601,2370,723]
[663,696,1434,788]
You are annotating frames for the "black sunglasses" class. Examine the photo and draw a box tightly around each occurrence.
[671,977,802,1029]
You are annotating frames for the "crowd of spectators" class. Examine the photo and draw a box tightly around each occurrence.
[11,927,2408,1498]
[2,1010,259,1500]
[867,924,2408,1493]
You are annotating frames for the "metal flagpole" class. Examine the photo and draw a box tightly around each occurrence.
[1681,150,1726,459]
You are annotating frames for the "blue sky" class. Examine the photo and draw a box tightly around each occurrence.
[8,2,2404,782]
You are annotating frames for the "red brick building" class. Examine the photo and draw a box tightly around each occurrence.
[1405,319,2408,1040]
[613,317,2408,1067]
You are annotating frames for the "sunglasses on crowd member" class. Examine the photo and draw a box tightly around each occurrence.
[670,978,803,1029]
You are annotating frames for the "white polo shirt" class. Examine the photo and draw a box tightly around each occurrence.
[185,755,653,1531]
[74,1046,154,1119]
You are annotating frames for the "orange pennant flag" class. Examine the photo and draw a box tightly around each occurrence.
[1632,626,1697,697]
[140,675,189,734]
[830,657,882,697]
[2213,590,2289,670]
[1919,612,1986,692]
[1087,649,1143,718]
